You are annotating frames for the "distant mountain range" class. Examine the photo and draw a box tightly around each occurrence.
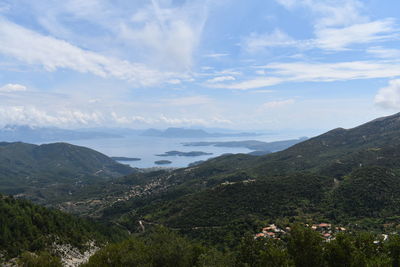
[0,125,122,142]
[140,127,261,138]
[0,125,263,142]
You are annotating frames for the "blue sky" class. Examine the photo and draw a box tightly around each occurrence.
[0,0,400,132]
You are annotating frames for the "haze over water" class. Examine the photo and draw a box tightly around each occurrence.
[66,133,305,168]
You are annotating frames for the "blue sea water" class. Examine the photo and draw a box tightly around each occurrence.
[66,133,302,168]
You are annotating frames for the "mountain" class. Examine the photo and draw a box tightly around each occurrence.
[0,142,136,203]
[56,112,400,246]
[140,127,260,138]
[0,125,122,142]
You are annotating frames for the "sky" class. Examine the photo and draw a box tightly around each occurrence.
[0,0,400,133]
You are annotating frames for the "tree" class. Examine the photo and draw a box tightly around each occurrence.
[286,224,324,267]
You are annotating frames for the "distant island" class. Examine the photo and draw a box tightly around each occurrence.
[0,124,122,143]
[141,127,261,138]
[156,151,213,157]
[111,157,141,161]
[183,137,308,153]
[154,160,172,165]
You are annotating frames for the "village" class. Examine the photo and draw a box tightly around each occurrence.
[255,223,347,241]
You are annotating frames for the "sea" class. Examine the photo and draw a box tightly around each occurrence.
[65,133,306,169]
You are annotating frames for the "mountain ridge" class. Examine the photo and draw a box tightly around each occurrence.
[60,112,400,245]
[0,141,136,203]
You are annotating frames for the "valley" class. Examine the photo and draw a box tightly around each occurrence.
[3,113,400,265]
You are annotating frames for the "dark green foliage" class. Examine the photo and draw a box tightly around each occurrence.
[7,113,400,265]
[83,225,400,267]
[17,251,62,267]
[0,142,135,203]
[388,235,400,267]
[324,232,391,267]
[333,167,400,218]
[83,227,211,267]
[0,194,126,258]
[286,224,325,267]
[236,234,292,267]
[79,113,400,247]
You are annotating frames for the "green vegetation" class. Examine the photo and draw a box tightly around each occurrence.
[17,251,63,267]
[0,194,126,259]
[5,113,400,265]
[63,113,400,247]
[0,142,135,203]
[83,226,400,267]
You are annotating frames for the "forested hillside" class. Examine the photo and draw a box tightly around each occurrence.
[4,113,400,265]
[0,194,126,264]
[55,113,400,247]
[0,142,135,203]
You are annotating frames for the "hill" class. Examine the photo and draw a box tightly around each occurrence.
[0,142,135,203]
[0,194,126,262]
[35,112,400,247]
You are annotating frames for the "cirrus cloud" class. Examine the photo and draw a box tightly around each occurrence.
[0,18,174,86]
[0,83,27,92]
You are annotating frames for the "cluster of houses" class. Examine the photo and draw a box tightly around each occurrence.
[255,223,347,241]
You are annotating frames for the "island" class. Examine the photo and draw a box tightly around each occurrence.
[154,160,172,165]
[111,157,141,161]
[140,127,261,138]
[183,137,308,153]
[156,151,213,157]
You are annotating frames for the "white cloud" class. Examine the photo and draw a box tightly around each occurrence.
[374,79,400,109]
[367,47,400,59]
[275,0,297,9]
[315,19,397,50]
[206,76,236,83]
[242,20,398,52]
[161,96,213,106]
[167,79,182,85]
[260,99,295,110]
[0,83,27,92]
[0,18,173,86]
[118,0,208,70]
[265,61,400,82]
[211,77,282,90]
[203,53,229,58]
[276,0,366,28]
[0,106,104,127]
[265,1,399,52]
[243,29,303,52]
[212,60,400,90]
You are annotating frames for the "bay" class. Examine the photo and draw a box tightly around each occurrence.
[65,133,302,168]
